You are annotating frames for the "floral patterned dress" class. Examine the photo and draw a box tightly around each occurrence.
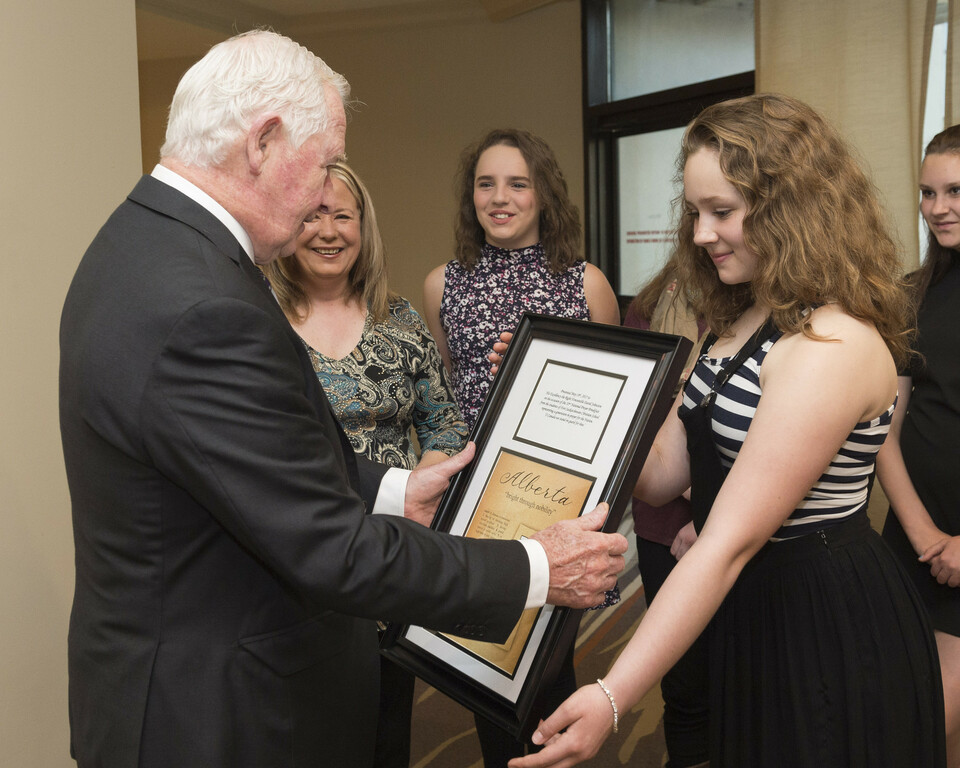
[439,242,589,428]
[303,297,467,469]
[439,243,618,609]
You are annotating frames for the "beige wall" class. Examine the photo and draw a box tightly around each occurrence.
[138,1,584,311]
[0,2,142,765]
[0,5,580,762]
[757,0,930,269]
[139,56,197,176]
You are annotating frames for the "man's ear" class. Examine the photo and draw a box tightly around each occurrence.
[246,115,283,175]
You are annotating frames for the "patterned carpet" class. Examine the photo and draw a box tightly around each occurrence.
[406,515,669,768]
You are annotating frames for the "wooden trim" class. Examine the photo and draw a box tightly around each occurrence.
[137,0,488,38]
[587,72,756,135]
[480,0,558,22]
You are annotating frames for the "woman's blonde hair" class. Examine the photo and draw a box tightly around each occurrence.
[264,161,396,322]
[673,93,912,366]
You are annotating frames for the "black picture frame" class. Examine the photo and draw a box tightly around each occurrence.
[380,313,692,741]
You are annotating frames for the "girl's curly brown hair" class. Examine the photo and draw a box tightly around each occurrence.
[453,128,582,272]
[673,93,912,367]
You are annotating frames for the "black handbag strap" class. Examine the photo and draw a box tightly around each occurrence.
[696,318,779,410]
[683,317,779,533]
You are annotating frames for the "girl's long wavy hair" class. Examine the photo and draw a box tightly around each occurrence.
[673,93,912,367]
[913,124,960,302]
[628,251,683,323]
[264,161,396,323]
[453,128,582,272]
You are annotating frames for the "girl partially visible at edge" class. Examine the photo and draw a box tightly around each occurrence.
[509,93,946,768]
[623,258,710,768]
[879,123,960,768]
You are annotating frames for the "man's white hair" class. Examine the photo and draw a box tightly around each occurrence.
[160,30,349,167]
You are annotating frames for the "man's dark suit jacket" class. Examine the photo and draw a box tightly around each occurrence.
[59,176,529,768]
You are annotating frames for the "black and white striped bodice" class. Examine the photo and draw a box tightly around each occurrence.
[678,332,893,541]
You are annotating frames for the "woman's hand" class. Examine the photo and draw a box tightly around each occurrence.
[507,684,615,768]
[920,535,960,587]
[416,450,453,469]
[670,521,697,560]
[488,331,514,375]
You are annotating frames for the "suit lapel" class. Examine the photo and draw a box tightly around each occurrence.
[130,175,365,493]
[129,175,242,263]
[234,245,276,301]
[289,325,363,493]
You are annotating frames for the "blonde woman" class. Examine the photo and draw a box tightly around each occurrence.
[264,161,467,768]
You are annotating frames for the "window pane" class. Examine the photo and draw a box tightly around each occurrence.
[919,5,949,257]
[922,12,948,149]
[618,127,685,297]
[611,0,755,101]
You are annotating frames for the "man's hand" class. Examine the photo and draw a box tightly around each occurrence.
[533,505,627,608]
[404,442,476,527]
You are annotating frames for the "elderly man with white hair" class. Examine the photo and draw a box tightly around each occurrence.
[59,30,626,768]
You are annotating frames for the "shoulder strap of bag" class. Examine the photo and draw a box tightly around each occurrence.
[698,318,778,408]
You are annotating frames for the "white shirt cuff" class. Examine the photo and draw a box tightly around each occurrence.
[373,468,548,610]
[520,539,549,609]
[371,467,408,517]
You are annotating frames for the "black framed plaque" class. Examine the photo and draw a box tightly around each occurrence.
[381,313,692,740]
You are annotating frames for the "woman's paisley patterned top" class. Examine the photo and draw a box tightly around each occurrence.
[304,297,467,469]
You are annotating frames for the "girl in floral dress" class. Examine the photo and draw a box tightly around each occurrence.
[423,128,619,767]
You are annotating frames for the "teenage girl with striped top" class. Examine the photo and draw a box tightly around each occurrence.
[509,94,946,768]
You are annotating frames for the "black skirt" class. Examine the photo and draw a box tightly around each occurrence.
[709,513,945,767]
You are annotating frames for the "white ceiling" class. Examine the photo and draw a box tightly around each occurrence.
[241,0,420,13]
[136,0,562,60]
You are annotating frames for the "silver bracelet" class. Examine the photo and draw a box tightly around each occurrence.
[595,678,619,734]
